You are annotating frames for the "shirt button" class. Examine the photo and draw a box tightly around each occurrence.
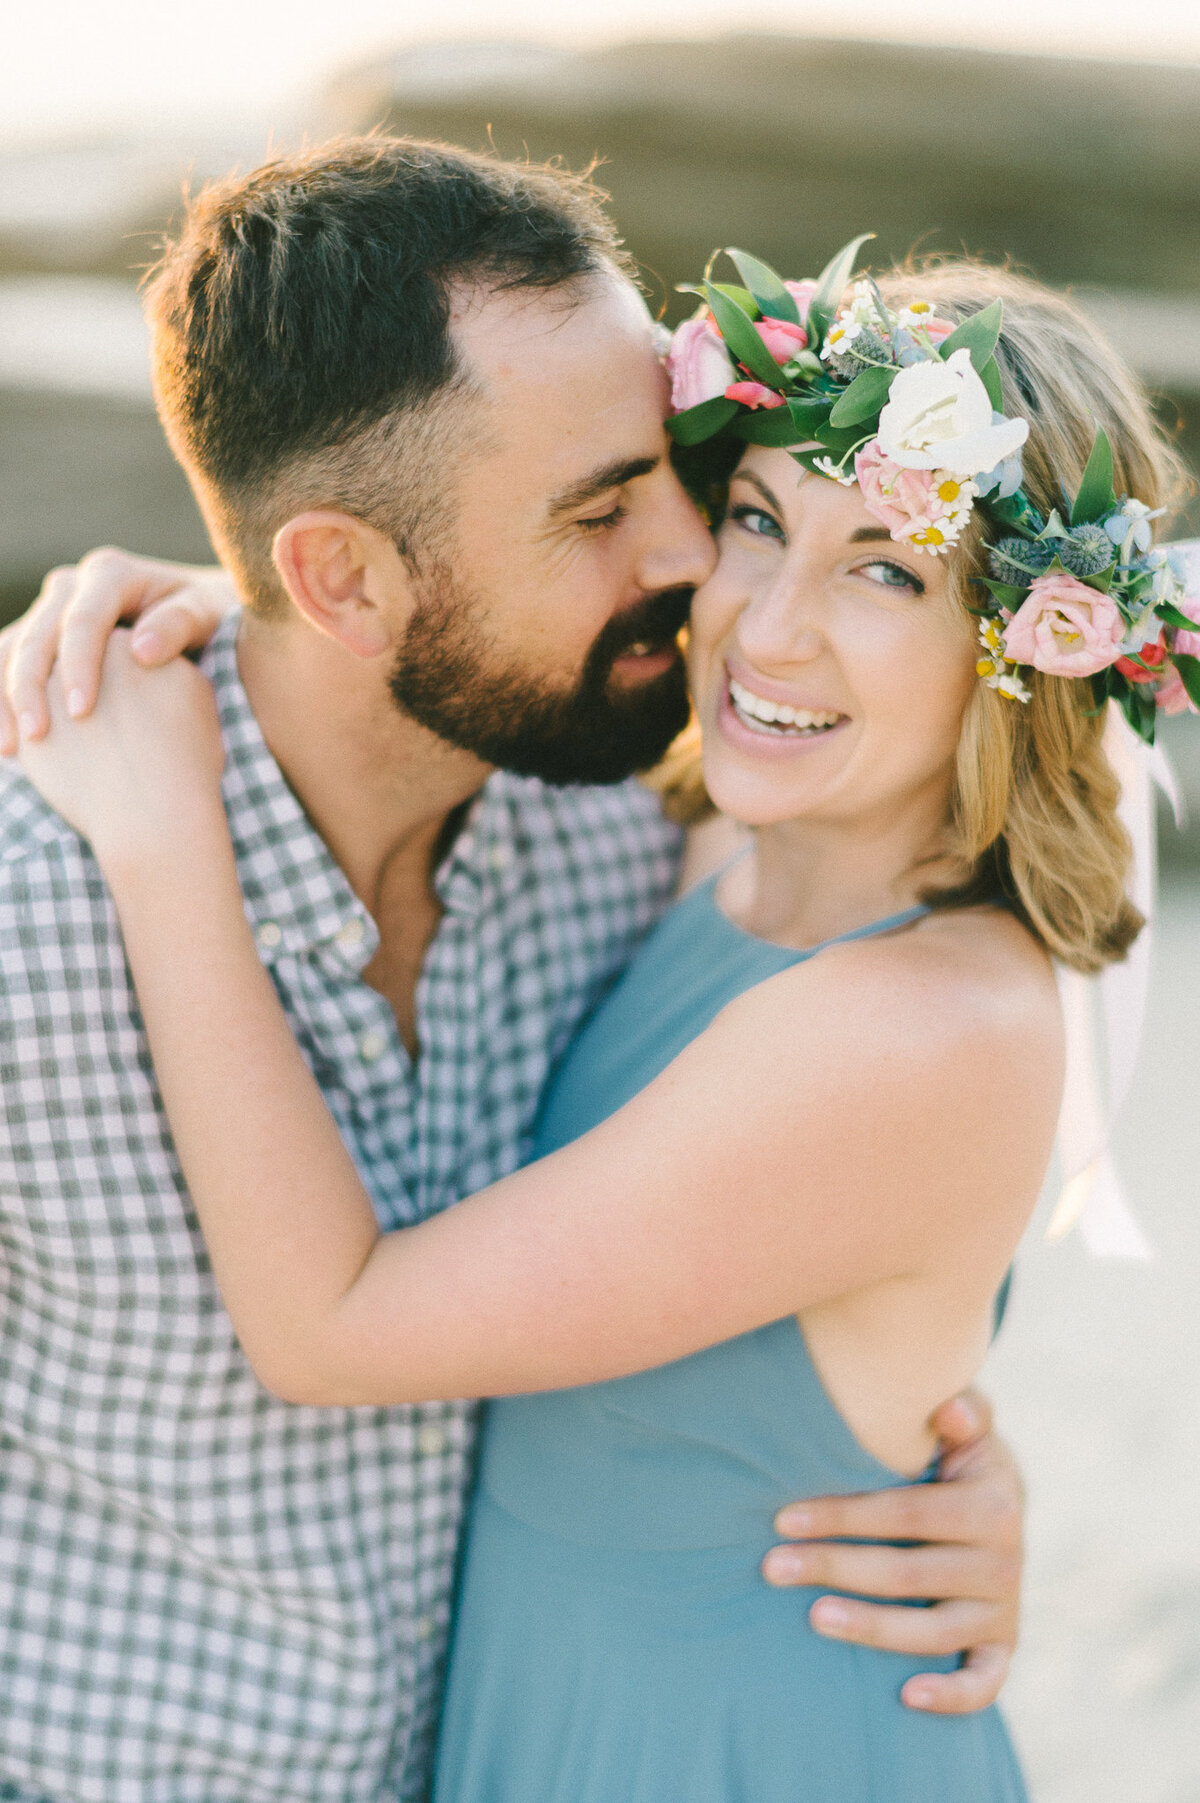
[335,917,365,951]
[256,922,282,951]
[414,1614,436,1642]
[416,1424,447,1458]
[359,1028,388,1063]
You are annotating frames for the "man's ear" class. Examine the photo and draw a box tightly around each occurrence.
[272,512,413,658]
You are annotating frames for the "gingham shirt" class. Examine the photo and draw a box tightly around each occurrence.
[0,617,682,1803]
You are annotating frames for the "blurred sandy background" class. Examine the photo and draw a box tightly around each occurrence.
[1,7,1198,1796]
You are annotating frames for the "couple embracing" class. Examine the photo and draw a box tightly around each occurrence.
[1,134,1193,1801]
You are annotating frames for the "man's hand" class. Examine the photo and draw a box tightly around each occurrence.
[762,1389,1023,1716]
[0,548,236,756]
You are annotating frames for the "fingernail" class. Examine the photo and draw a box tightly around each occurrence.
[66,689,87,718]
[810,1598,849,1636]
[131,630,161,659]
[775,1506,813,1537]
[18,712,38,741]
[762,1547,808,1587]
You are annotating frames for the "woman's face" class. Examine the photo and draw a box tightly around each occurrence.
[687,446,979,834]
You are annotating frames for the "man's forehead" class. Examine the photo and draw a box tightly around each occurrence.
[449,271,659,389]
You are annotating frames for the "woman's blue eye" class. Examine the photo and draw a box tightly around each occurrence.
[858,559,924,595]
[729,504,786,542]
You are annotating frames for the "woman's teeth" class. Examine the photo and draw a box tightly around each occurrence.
[728,677,841,736]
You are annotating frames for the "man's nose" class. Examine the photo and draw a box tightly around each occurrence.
[637,470,718,594]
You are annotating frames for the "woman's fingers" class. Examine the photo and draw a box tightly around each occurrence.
[0,566,80,748]
[901,1642,1012,1716]
[1,551,233,750]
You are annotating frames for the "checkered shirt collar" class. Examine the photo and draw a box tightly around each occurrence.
[202,615,495,969]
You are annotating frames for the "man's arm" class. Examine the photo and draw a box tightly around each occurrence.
[763,1389,1022,1714]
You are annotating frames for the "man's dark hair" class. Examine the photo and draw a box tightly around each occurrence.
[146,136,631,612]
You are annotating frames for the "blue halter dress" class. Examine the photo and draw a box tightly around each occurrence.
[432,873,1027,1802]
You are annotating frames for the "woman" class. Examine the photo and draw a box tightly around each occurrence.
[16,251,1193,1799]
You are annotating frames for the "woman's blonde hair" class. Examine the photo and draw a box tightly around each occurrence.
[650,257,1192,974]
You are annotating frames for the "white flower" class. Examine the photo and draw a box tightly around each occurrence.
[811,454,857,486]
[876,348,1029,477]
[992,670,1033,703]
[820,317,863,363]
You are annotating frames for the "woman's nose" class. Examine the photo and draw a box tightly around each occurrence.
[736,574,825,668]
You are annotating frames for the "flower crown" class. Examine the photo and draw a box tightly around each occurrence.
[666,234,1200,743]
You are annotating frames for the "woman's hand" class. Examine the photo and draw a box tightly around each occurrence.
[14,632,227,875]
[0,548,237,755]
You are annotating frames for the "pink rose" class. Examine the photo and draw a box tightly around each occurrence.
[1155,663,1198,715]
[1001,573,1126,677]
[854,440,938,536]
[725,381,785,410]
[1115,634,1168,685]
[785,280,817,322]
[1172,626,1200,660]
[667,313,737,412]
[754,316,809,363]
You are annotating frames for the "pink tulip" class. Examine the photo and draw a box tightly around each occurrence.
[1002,573,1126,678]
[922,318,956,344]
[754,316,809,364]
[725,381,786,410]
[667,313,737,412]
[785,280,818,321]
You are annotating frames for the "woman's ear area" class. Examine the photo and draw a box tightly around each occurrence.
[271,512,415,658]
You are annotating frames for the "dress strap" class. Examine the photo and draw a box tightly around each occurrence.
[806,903,930,956]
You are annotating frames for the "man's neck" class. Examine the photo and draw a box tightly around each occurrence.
[236,614,492,1053]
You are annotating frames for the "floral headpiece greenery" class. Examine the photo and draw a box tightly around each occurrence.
[666,235,1200,743]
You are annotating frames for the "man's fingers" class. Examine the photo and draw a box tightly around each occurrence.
[2,572,78,743]
[929,1385,993,1452]
[901,1643,1012,1716]
[775,1478,1012,1548]
[762,1538,1018,1603]
[128,597,218,666]
[806,1594,1012,1660]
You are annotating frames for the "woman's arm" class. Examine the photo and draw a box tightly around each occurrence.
[18,644,1056,1407]
[0,548,236,754]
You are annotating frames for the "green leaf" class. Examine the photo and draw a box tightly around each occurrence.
[704,282,786,389]
[938,299,1004,374]
[726,249,799,325]
[730,408,805,447]
[829,363,895,428]
[980,356,1004,411]
[980,580,1029,609]
[709,282,758,315]
[1070,429,1116,527]
[1174,653,1200,709]
[807,233,876,346]
[1118,678,1159,745]
[1157,600,1200,634]
[813,418,872,459]
[666,396,739,445]
[786,396,834,436]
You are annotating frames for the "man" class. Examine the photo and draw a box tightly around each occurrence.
[0,138,1022,1801]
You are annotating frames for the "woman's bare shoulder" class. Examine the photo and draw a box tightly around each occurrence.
[715,902,1063,1136]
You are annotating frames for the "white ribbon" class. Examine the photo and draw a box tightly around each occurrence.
[1045,706,1178,1259]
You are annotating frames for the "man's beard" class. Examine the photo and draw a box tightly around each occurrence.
[389,567,693,786]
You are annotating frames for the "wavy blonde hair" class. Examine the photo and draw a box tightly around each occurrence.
[650,258,1192,974]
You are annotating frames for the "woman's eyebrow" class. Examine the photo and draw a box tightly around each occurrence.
[848,527,894,543]
[730,471,785,513]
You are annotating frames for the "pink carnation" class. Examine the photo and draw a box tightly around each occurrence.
[785,280,817,322]
[667,313,736,412]
[854,440,939,536]
[1155,663,1198,715]
[755,316,809,363]
[725,381,785,410]
[1001,574,1126,678]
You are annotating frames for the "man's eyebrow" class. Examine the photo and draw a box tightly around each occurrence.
[848,526,894,543]
[547,456,660,518]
